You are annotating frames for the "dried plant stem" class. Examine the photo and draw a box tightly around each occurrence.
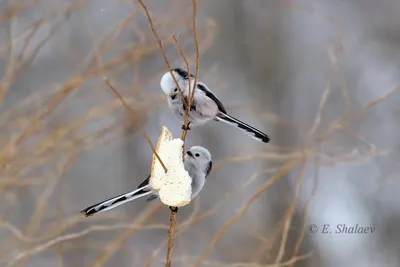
[180,0,200,147]
[137,1,200,265]
[188,0,200,111]
[289,145,320,267]
[274,159,306,264]
[165,210,176,267]
[103,77,168,173]
[166,1,200,266]
[193,159,299,267]
[171,34,191,153]
[137,0,187,108]
[137,1,181,265]
[0,76,83,169]
[89,204,162,267]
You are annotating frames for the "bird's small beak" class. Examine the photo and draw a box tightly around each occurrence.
[170,93,177,100]
[186,151,193,157]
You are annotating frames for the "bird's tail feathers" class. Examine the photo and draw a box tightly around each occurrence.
[216,112,270,143]
[81,186,153,217]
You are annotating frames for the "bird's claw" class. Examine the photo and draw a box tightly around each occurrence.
[169,206,179,213]
[181,124,191,131]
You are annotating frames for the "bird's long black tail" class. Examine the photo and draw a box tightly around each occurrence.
[80,186,153,217]
[216,112,270,143]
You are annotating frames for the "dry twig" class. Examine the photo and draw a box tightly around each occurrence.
[103,77,168,172]
[137,0,200,266]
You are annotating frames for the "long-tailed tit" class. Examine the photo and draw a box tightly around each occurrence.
[160,68,271,143]
[80,146,212,216]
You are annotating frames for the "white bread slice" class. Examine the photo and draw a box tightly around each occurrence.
[150,126,192,207]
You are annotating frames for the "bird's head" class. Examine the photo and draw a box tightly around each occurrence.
[160,68,192,99]
[186,146,212,177]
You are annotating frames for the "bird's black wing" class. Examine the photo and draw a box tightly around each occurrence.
[137,175,159,202]
[196,83,227,114]
[172,68,195,79]
[173,68,227,113]
[205,161,212,178]
[137,175,151,189]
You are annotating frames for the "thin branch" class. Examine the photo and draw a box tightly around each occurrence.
[289,145,320,267]
[274,159,306,264]
[166,251,313,267]
[0,75,84,169]
[5,221,168,267]
[171,34,191,155]
[165,210,176,267]
[172,34,190,83]
[350,85,400,123]
[103,78,167,172]
[307,83,331,140]
[166,1,200,266]
[171,33,191,147]
[88,203,162,267]
[181,0,200,145]
[137,0,187,108]
[142,169,272,267]
[193,159,299,266]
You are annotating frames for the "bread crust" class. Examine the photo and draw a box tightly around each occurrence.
[150,126,172,188]
[149,126,191,207]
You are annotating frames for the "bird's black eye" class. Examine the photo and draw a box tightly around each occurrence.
[174,88,178,92]
[195,153,200,157]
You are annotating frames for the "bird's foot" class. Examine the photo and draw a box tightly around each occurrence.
[169,206,179,213]
[181,124,191,131]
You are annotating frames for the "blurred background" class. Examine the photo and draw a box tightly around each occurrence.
[0,0,399,266]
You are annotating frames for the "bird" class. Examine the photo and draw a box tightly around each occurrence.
[160,68,271,143]
[80,146,212,217]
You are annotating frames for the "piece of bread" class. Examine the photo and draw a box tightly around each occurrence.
[150,126,192,207]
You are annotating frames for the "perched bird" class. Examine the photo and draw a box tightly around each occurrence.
[80,146,212,217]
[160,68,271,143]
